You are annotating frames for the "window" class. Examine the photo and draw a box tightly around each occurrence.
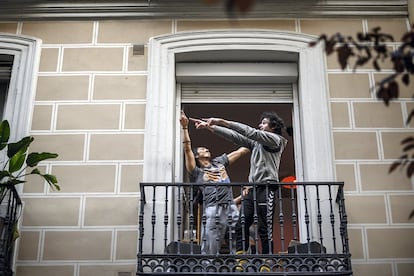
[144,30,334,253]
[0,34,40,141]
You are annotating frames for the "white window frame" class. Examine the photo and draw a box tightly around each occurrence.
[143,30,335,252]
[0,33,41,141]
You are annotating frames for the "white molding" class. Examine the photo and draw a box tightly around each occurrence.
[144,29,334,182]
[144,29,336,251]
[0,33,41,141]
[0,1,407,20]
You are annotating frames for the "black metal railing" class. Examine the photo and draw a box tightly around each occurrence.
[137,182,352,275]
[0,185,22,276]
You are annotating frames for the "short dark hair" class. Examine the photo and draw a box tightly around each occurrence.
[192,147,199,158]
[192,147,201,167]
[260,111,285,135]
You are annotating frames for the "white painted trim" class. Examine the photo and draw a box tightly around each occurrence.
[145,29,334,181]
[144,29,336,252]
[0,33,41,141]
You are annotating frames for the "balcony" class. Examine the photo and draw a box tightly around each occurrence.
[137,182,352,275]
[0,185,22,276]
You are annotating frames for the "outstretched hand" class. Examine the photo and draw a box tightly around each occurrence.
[189,117,209,129]
[203,117,223,126]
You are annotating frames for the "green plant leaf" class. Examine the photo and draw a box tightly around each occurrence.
[30,168,41,175]
[0,170,11,182]
[8,179,25,185]
[30,169,60,191]
[8,151,26,173]
[43,174,60,191]
[7,136,33,159]
[0,120,10,151]
[26,152,58,167]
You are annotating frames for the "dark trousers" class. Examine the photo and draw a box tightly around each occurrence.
[235,186,275,254]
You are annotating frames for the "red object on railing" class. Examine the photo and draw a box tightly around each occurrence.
[282,176,297,189]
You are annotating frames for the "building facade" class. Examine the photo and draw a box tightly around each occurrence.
[0,1,413,276]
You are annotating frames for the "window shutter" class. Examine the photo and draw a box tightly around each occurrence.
[181,83,293,103]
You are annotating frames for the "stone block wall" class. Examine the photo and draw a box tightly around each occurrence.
[0,17,412,276]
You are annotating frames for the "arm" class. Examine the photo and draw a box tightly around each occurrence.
[230,121,285,149]
[207,117,284,149]
[233,186,251,205]
[192,117,254,149]
[180,111,196,173]
[227,147,250,165]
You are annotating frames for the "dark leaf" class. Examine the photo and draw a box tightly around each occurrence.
[30,169,60,191]
[0,171,11,182]
[337,45,353,70]
[409,209,414,220]
[406,161,414,178]
[0,120,10,151]
[372,26,381,33]
[43,174,60,191]
[388,160,402,173]
[30,168,41,175]
[402,143,414,152]
[374,45,388,54]
[326,39,336,55]
[6,179,25,185]
[402,73,410,85]
[401,30,414,43]
[376,86,390,106]
[394,59,405,72]
[388,81,399,99]
[401,136,414,145]
[308,41,317,47]
[9,151,26,173]
[7,136,33,159]
[373,59,380,71]
[356,32,365,41]
[26,152,59,167]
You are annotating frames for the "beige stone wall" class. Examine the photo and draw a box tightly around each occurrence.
[318,18,414,276]
[1,20,172,276]
[0,17,413,276]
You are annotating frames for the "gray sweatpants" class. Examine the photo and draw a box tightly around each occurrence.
[201,203,239,254]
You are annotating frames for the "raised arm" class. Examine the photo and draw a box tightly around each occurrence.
[227,147,250,165]
[192,117,254,149]
[206,117,285,149]
[180,111,196,173]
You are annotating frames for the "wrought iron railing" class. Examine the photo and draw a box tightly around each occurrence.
[0,185,22,276]
[137,182,352,275]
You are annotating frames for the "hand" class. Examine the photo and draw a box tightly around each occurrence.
[203,117,225,126]
[189,117,209,129]
[242,187,251,196]
[180,110,189,128]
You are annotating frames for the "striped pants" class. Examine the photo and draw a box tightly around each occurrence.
[235,185,275,254]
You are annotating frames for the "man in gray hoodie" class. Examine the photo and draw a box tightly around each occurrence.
[193,111,287,255]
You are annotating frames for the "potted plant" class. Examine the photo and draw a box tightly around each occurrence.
[0,119,59,274]
[0,119,59,195]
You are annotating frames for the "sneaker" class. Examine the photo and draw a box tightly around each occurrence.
[259,259,274,272]
[234,251,248,272]
[259,264,271,272]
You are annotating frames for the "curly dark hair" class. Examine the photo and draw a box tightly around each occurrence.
[260,111,285,135]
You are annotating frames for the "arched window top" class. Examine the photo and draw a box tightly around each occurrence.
[144,29,333,182]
